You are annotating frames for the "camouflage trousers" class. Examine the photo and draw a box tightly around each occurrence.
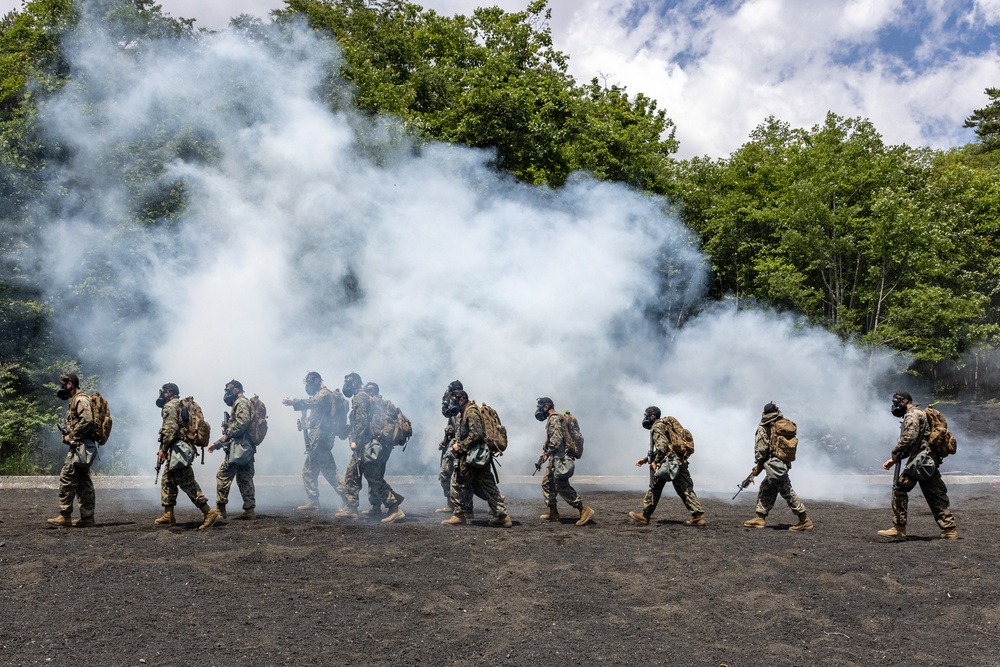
[362,444,402,511]
[450,460,507,518]
[302,446,346,506]
[343,451,363,510]
[439,448,455,500]
[756,463,806,517]
[542,460,582,510]
[642,463,702,517]
[161,464,209,509]
[57,453,95,518]
[217,457,256,510]
[892,470,956,529]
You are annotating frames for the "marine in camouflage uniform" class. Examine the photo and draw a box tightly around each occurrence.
[210,380,256,520]
[48,374,98,527]
[358,382,405,523]
[535,398,594,526]
[442,390,511,527]
[878,391,957,540]
[742,403,812,531]
[437,381,473,514]
[154,383,220,530]
[282,372,347,512]
[629,406,704,527]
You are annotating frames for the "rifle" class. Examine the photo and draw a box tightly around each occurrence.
[892,457,902,491]
[732,466,760,500]
[646,433,655,489]
[210,412,230,456]
[532,454,545,476]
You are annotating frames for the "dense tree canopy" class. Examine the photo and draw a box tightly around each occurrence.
[964,87,1000,152]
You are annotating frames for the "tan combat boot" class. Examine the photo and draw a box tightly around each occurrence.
[441,514,467,526]
[381,507,405,524]
[540,508,560,521]
[490,514,512,528]
[72,516,96,527]
[216,504,227,520]
[683,514,706,527]
[235,509,256,520]
[334,507,359,520]
[576,505,595,526]
[789,513,813,531]
[743,513,766,528]
[940,527,958,540]
[629,511,650,524]
[47,512,72,527]
[297,500,320,511]
[198,505,221,530]
[154,508,176,526]
[435,504,454,513]
[877,525,906,540]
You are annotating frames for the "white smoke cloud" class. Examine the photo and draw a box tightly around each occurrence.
[18,9,946,512]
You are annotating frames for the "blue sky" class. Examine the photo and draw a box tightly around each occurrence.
[3,0,999,158]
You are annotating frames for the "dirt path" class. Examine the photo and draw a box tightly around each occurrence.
[2,482,999,666]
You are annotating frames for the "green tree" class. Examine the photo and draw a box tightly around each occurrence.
[964,87,1000,152]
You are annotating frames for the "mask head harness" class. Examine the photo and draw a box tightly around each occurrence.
[891,391,911,418]
[535,397,553,422]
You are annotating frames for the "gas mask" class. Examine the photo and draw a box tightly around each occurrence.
[155,388,170,409]
[891,395,907,418]
[641,411,656,430]
[534,404,548,422]
[56,382,72,401]
[443,395,461,418]
[305,380,320,397]
[224,385,239,406]
[441,392,454,418]
[343,374,361,398]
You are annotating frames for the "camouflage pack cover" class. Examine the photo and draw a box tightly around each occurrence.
[923,406,957,459]
[179,396,211,449]
[770,417,798,463]
[561,410,585,459]
[372,395,412,449]
[330,388,350,440]
[662,416,695,460]
[479,403,508,455]
[89,391,113,445]
[247,395,268,447]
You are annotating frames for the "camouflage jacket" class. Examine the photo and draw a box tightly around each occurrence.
[649,419,672,464]
[224,395,252,448]
[65,392,94,443]
[892,405,928,460]
[440,414,460,448]
[158,397,183,453]
[754,413,782,464]
[456,402,485,456]
[349,391,377,447]
[543,412,566,456]
[293,387,337,448]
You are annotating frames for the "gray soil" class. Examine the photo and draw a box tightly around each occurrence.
[2,480,999,667]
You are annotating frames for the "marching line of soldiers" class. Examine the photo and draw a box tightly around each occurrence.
[45,372,958,541]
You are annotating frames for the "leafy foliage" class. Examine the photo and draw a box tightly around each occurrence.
[964,87,1000,152]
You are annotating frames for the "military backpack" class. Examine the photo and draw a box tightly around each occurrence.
[662,416,695,460]
[479,403,508,456]
[247,395,268,447]
[330,388,350,440]
[561,410,585,459]
[923,405,957,460]
[770,417,798,463]
[179,396,211,450]
[88,391,113,445]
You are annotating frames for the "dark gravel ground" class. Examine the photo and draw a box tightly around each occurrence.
[2,479,1000,667]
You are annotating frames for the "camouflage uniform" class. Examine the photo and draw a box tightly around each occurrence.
[890,405,956,530]
[753,413,806,518]
[359,393,403,513]
[542,413,584,512]
[57,392,97,519]
[641,419,703,518]
[215,395,256,512]
[439,415,469,505]
[293,387,346,507]
[159,397,211,510]
[449,402,508,519]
